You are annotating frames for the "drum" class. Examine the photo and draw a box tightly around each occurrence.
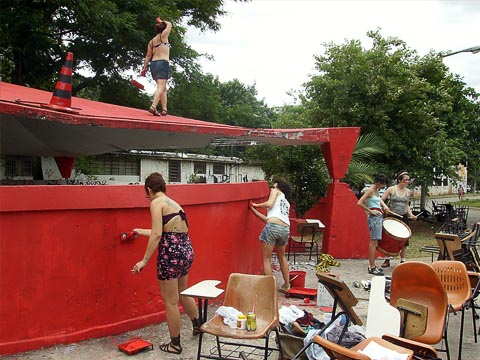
[377,218,411,256]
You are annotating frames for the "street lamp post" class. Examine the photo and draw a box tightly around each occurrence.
[441,45,480,58]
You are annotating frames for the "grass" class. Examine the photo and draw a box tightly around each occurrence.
[408,220,442,258]
[455,198,480,207]
[408,196,480,258]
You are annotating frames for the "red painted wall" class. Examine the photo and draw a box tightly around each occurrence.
[0,182,270,355]
[304,183,370,258]
[0,180,370,355]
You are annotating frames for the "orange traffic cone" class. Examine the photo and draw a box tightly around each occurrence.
[42,52,79,114]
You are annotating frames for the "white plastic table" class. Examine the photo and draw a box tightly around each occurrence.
[180,280,224,323]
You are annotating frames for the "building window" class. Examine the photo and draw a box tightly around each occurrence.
[3,156,33,177]
[194,162,206,174]
[76,154,139,175]
[213,163,225,175]
[169,160,181,182]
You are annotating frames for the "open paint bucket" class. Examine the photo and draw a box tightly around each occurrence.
[289,270,306,288]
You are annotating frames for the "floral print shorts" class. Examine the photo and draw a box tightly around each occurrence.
[157,232,194,281]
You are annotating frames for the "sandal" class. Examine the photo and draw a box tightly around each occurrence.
[159,341,182,354]
[160,109,167,116]
[148,106,160,116]
[192,317,202,336]
[381,259,390,268]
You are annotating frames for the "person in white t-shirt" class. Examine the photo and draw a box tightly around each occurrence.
[250,178,292,292]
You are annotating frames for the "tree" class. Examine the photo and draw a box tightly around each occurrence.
[246,143,328,218]
[303,30,480,202]
[169,74,273,128]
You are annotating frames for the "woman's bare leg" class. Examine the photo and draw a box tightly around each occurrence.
[261,242,274,276]
[153,79,167,111]
[276,245,290,287]
[159,278,181,337]
[178,274,199,320]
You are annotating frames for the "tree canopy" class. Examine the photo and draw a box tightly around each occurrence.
[302,30,479,192]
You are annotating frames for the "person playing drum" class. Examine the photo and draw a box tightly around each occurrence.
[381,170,417,267]
[357,174,389,275]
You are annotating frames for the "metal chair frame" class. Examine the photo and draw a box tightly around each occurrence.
[287,221,321,264]
[196,273,283,360]
[432,261,474,360]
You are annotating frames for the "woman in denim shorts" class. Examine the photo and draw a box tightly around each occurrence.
[250,178,293,292]
[357,173,388,275]
[141,16,172,116]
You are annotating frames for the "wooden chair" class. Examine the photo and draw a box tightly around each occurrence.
[462,222,480,271]
[390,261,450,359]
[310,334,438,360]
[432,261,473,360]
[288,221,321,264]
[435,233,463,261]
[197,273,282,360]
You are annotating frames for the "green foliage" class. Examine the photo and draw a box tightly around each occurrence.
[343,133,388,192]
[303,29,480,191]
[170,73,273,128]
[246,144,329,218]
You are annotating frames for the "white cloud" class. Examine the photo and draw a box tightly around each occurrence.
[185,0,480,106]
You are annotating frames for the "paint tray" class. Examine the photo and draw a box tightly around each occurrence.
[118,338,153,355]
[285,287,317,299]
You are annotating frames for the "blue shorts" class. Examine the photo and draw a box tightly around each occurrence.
[259,223,290,246]
[368,215,383,241]
[150,60,170,80]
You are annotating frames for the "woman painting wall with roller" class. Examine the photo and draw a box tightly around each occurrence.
[141,16,172,116]
[249,178,293,293]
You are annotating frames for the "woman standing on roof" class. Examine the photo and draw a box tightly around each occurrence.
[131,172,200,355]
[141,16,172,116]
[250,178,293,293]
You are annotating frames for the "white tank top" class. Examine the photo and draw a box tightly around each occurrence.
[267,192,290,225]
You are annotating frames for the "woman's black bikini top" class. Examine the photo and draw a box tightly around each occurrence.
[162,210,188,226]
[151,33,171,49]
[152,42,171,48]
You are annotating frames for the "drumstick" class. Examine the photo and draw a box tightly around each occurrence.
[415,210,427,218]
[386,209,403,219]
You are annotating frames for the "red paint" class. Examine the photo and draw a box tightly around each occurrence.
[303,183,370,259]
[54,156,75,178]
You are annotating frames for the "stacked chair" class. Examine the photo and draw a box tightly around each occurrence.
[432,261,477,360]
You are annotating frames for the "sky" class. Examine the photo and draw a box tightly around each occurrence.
[185,0,480,107]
